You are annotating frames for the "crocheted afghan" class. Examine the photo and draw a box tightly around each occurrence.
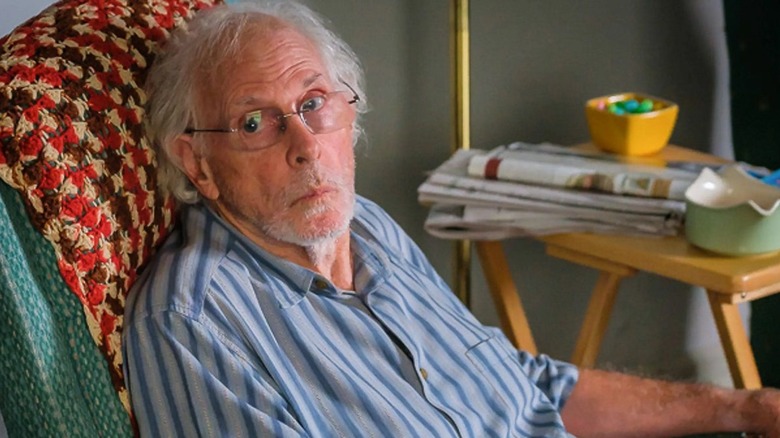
[0,0,220,416]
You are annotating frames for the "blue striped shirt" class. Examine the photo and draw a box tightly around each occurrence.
[122,197,578,437]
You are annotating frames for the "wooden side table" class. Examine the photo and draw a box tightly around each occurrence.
[476,145,780,389]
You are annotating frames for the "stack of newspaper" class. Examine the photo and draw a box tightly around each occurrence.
[418,142,703,240]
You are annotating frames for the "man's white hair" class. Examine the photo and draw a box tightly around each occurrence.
[144,0,367,204]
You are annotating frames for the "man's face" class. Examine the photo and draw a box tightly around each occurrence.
[189,25,356,249]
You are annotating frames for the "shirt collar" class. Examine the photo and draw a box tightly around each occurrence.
[202,203,392,308]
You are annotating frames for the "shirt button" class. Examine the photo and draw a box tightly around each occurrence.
[419,368,428,380]
[313,279,328,289]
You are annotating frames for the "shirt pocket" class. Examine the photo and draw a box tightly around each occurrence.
[464,335,525,412]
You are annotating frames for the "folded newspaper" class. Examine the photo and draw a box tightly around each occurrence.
[469,142,698,200]
[419,142,696,240]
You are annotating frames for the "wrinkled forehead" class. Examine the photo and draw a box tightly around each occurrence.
[194,17,328,122]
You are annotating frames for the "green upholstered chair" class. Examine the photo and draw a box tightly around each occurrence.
[0,0,218,436]
[0,182,133,437]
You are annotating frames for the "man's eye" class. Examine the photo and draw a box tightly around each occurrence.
[300,96,326,113]
[241,111,263,133]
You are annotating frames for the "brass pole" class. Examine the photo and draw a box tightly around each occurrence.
[451,0,471,306]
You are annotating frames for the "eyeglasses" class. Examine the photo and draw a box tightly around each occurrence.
[185,83,360,151]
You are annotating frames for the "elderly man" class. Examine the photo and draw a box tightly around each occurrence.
[122,1,780,437]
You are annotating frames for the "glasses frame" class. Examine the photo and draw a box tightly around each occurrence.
[184,82,360,144]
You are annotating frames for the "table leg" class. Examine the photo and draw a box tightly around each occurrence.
[706,290,762,389]
[476,240,537,355]
[571,271,625,368]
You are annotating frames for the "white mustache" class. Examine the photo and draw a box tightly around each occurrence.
[278,165,350,205]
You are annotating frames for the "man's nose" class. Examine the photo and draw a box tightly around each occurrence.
[284,114,321,166]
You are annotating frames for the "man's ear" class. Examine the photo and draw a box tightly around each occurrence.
[171,135,220,201]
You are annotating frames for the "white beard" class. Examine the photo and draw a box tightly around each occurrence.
[212,160,356,261]
[262,193,355,251]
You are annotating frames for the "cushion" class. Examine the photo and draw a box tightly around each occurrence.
[0,0,221,417]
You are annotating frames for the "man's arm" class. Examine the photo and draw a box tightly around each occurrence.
[561,368,780,437]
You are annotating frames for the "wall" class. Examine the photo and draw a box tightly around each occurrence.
[1,0,745,387]
[0,2,50,35]
[310,0,743,386]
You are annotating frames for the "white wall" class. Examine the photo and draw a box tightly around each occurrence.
[1,0,744,387]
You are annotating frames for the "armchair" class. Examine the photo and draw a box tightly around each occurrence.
[0,0,219,436]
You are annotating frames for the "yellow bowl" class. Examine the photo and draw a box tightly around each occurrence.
[585,92,678,156]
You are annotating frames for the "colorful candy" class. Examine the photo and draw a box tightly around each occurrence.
[601,97,661,115]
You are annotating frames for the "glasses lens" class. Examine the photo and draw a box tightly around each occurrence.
[301,91,356,135]
[236,90,357,151]
[237,108,281,150]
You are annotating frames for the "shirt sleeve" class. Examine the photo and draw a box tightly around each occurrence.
[483,325,579,410]
[123,310,308,438]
